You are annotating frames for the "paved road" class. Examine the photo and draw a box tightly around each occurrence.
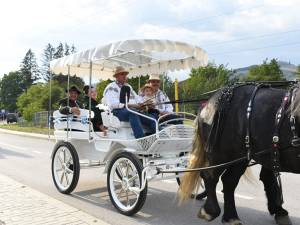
[0,132,300,225]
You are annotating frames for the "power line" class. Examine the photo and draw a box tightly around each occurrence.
[210,41,300,56]
[205,29,300,47]
[172,4,265,27]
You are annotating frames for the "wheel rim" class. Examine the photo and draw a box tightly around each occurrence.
[53,146,74,191]
[109,157,141,212]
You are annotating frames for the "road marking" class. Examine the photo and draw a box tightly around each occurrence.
[162,180,176,184]
[216,190,253,200]
[0,142,28,151]
[32,150,42,154]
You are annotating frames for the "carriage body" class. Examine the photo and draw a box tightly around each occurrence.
[51,108,195,215]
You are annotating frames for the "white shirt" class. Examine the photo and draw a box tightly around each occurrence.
[103,81,142,110]
[154,89,173,113]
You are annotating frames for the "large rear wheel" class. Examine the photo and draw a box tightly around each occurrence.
[107,152,147,216]
[51,142,80,194]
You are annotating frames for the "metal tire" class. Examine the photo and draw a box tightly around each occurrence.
[51,141,80,194]
[107,152,147,216]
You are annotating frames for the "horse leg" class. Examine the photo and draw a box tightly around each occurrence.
[198,169,224,221]
[260,167,292,225]
[221,163,248,225]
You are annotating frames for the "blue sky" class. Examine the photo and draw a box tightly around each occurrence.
[0,0,299,80]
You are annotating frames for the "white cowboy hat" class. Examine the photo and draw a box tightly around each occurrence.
[113,66,129,77]
[148,74,160,81]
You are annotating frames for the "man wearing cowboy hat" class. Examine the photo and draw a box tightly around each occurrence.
[103,66,156,138]
[59,85,82,115]
[147,74,173,116]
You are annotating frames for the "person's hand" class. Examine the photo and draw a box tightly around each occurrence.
[71,107,80,115]
[127,103,141,109]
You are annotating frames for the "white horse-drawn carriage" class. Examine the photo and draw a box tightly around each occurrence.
[49,39,208,215]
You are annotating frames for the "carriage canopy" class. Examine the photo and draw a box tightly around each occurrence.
[50,39,208,80]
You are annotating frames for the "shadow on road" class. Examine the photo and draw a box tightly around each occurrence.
[72,185,300,225]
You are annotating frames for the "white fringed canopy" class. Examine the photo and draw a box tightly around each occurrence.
[50,39,208,80]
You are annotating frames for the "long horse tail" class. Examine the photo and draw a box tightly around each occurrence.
[178,116,208,203]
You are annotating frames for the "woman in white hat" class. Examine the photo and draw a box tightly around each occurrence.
[147,74,173,116]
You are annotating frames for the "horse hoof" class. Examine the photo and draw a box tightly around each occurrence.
[222,219,244,225]
[275,215,292,225]
[197,207,213,221]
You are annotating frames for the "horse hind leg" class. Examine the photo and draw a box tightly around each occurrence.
[260,167,292,225]
[198,169,224,221]
[221,163,248,225]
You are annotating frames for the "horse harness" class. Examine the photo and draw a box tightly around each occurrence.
[244,83,300,204]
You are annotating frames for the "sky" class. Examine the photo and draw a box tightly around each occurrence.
[0,0,299,81]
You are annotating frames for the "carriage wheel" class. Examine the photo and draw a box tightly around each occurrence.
[107,152,147,216]
[51,142,80,194]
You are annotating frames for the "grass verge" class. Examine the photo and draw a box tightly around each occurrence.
[0,123,53,135]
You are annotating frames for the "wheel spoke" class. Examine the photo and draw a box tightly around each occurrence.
[117,188,124,199]
[63,149,66,163]
[126,190,129,206]
[113,179,122,184]
[60,171,65,184]
[65,168,74,174]
[56,168,63,172]
[128,174,138,183]
[65,172,70,186]
[58,155,64,166]
[116,164,125,178]
[126,161,129,177]
[131,189,139,197]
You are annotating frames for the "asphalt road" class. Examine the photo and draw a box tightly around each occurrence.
[0,132,299,225]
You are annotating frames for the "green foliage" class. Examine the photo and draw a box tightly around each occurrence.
[96,79,112,101]
[20,49,40,91]
[0,71,24,112]
[127,75,149,92]
[297,65,300,79]
[17,82,64,121]
[180,63,236,113]
[244,58,285,81]
[53,43,64,59]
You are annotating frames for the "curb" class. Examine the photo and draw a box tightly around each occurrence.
[0,128,55,140]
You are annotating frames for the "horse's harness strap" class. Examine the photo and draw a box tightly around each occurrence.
[245,84,266,160]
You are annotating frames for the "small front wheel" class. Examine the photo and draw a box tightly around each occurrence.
[51,141,80,194]
[107,152,147,216]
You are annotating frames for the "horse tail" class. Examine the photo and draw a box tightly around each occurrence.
[178,116,208,203]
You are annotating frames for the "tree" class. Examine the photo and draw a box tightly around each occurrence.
[41,43,55,81]
[53,42,64,59]
[244,58,285,81]
[17,81,64,121]
[70,44,76,54]
[0,71,24,112]
[20,49,40,91]
[297,65,300,79]
[96,79,112,102]
[181,63,236,113]
[64,43,70,56]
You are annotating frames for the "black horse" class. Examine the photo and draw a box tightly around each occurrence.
[179,83,300,225]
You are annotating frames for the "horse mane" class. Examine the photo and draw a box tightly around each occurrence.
[288,84,300,118]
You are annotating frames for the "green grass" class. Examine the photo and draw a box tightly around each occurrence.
[0,123,53,135]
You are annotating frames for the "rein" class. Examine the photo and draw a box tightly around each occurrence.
[156,142,299,175]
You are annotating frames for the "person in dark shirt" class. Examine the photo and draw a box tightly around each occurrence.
[83,85,107,134]
[59,86,82,116]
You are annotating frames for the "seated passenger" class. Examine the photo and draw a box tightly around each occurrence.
[139,84,160,119]
[59,86,82,116]
[103,66,156,139]
[83,85,107,134]
[147,74,182,125]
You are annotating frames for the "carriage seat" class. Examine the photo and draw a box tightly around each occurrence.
[53,109,94,132]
